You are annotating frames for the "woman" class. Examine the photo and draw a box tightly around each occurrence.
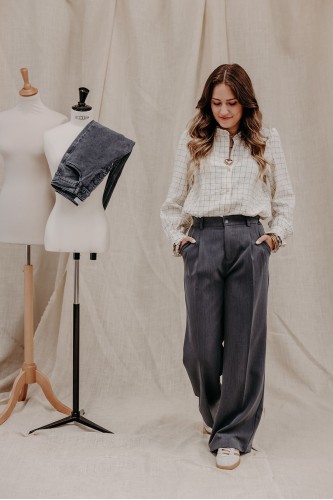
[160,64,295,470]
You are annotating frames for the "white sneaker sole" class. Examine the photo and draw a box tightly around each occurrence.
[216,456,240,470]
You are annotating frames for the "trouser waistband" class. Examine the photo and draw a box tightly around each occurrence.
[192,215,260,228]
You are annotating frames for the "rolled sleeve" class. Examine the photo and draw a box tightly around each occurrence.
[266,128,295,245]
[160,131,192,247]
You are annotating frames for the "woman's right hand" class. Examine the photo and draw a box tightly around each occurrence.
[180,235,196,250]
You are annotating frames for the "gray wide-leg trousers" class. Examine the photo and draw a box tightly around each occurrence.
[182,215,270,454]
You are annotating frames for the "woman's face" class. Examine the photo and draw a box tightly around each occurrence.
[211,83,243,135]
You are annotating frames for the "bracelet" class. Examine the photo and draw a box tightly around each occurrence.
[173,241,182,257]
[267,233,282,253]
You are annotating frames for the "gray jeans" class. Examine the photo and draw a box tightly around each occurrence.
[51,121,135,208]
[181,215,270,454]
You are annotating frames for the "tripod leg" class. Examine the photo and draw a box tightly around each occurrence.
[29,415,76,434]
[18,384,28,401]
[0,371,27,424]
[35,370,71,415]
[75,414,113,433]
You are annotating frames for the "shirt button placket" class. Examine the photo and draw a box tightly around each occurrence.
[225,167,233,212]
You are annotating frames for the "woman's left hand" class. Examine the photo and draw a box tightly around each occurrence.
[256,234,274,251]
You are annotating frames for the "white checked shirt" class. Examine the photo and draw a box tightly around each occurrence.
[160,127,295,248]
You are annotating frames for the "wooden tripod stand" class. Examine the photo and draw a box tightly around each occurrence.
[0,245,71,424]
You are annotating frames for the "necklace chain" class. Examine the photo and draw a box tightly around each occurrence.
[224,136,234,166]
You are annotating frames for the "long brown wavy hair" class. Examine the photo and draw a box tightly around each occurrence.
[187,64,270,185]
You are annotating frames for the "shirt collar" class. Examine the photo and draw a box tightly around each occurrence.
[215,127,241,142]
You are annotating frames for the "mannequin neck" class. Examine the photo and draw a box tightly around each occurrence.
[16,93,45,112]
[70,108,93,127]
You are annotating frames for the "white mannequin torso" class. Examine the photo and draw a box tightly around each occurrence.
[0,93,68,244]
[44,109,110,253]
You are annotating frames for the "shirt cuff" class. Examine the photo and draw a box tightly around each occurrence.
[172,237,184,257]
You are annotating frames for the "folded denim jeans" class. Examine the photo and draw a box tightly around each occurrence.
[51,120,135,208]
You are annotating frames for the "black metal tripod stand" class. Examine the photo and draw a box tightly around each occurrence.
[29,253,112,434]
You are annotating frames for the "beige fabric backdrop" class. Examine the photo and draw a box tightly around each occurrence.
[0,0,332,498]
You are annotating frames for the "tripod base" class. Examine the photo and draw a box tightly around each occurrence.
[28,255,114,436]
[1,258,72,425]
[29,410,113,434]
[0,363,71,425]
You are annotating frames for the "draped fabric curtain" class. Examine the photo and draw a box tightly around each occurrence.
[0,1,332,497]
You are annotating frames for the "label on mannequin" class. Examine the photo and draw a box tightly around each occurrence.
[75,115,90,121]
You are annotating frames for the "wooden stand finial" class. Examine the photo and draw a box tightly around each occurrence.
[19,67,38,96]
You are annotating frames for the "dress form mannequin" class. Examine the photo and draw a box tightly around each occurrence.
[30,88,112,434]
[0,69,71,424]
[44,88,110,253]
[0,69,68,243]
